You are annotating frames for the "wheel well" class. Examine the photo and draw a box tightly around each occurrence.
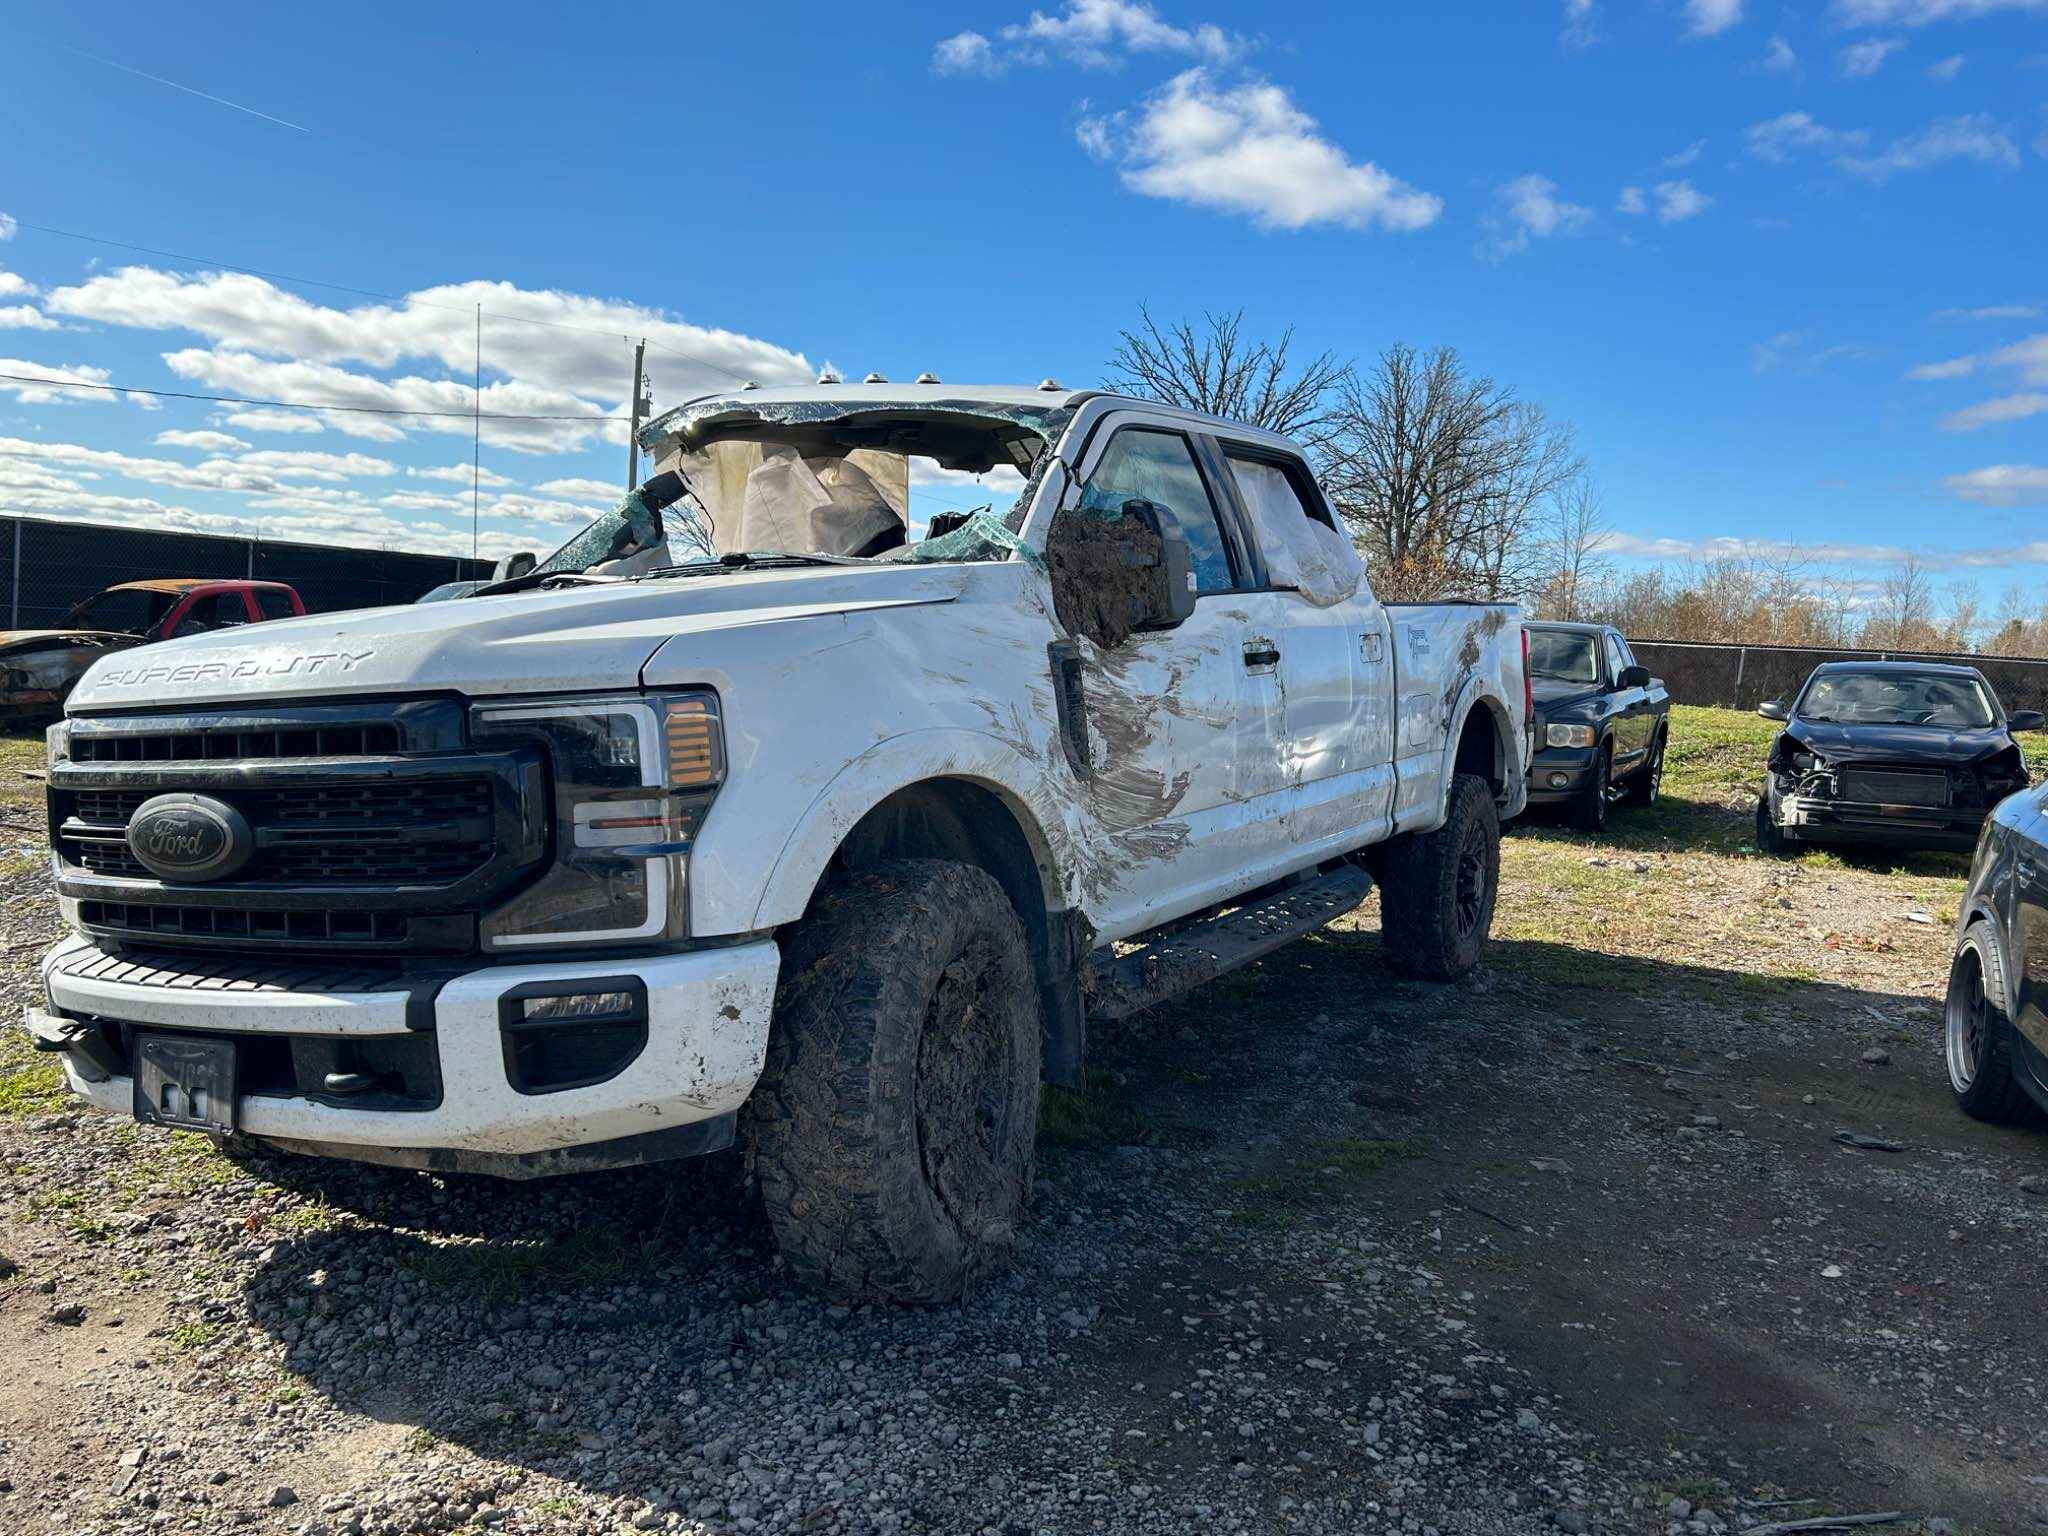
[1452,702,1508,796]
[820,778,1086,1089]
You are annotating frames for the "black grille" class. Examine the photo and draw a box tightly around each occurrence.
[63,1012,442,1112]
[53,701,543,957]
[80,900,410,946]
[56,779,499,886]
[72,721,401,764]
[1840,767,1949,807]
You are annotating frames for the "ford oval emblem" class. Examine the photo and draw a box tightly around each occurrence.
[126,793,254,883]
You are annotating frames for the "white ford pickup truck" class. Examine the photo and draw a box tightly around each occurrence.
[28,383,1527,1301]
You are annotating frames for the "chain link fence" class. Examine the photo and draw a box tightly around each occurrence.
[1630,639,2048,717]
[0,516,491,629]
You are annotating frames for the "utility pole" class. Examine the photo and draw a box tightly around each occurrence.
[625,338,647,493]
[472,304,482,563]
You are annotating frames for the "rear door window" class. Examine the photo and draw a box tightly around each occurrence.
[168,593,251,638]
[254,588,297,620]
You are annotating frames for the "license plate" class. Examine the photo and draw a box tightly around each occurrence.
[132,1033,238,1134]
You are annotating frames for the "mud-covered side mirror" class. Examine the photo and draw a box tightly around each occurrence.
[1118,499,1196,633]
[491,551,536,582]
[1757,699,1789,722]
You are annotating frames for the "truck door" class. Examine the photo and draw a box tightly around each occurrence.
[2014,789,2048,1065]
[1062,416,1290,941]
[1218,447,1396,853]
[1605,631,1650,766]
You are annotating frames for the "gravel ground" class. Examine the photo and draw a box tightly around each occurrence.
[1,711,2042,1536]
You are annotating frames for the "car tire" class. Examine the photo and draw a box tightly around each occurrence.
[1569,745,1611,834]
[1622,729,1665,808]
[746,858,1042,1304]
[1380,772,1500,981]
[1945,923,2036,1125]
[1755,790,1789,857]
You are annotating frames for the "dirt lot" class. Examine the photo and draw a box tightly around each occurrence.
[2,706,2045,1536]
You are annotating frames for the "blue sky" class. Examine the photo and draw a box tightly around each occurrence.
[0,0,2044,600]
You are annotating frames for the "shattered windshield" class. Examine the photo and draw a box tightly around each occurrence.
[639,400,1059,571]
[1797,672,1997,729]
[1527,630,1600,684]
[65,589,175,636]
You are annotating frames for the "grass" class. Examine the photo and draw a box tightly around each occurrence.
[168,1319,227,1351]
[1039,1068,1155,1149]
[404,1227,638,1305]
[1229,1137,1416,1231]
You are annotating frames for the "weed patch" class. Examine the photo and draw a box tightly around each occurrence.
[1040,1069,1154,1149]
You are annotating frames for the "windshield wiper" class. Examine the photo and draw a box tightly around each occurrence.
[649,550,876,578]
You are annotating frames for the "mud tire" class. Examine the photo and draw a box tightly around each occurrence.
[1622,729,1665,808]
[747,859,1042,1304]
[1946,924,2035,1125]
[1379,772,1500,981]
[1755,791,1789,857]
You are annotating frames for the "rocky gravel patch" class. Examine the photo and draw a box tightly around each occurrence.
[1,767,2038,1535]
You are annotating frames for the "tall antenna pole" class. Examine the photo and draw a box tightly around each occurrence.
[472,304,482,563]
[625,338,646,493]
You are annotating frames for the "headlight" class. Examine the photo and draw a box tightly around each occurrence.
[470,691,725,950]
[1545,723,1596,749]
[1792,751,1819,772]
[46,720,71,766]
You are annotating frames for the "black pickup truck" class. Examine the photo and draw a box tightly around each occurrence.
[1522,622,1672,834]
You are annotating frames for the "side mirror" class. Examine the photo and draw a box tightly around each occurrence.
[1118,499,1196,632]
[1617,664,1651,690]
[491,551,536,582]
[1757,699,1789,722]
[2008,709,2046,733]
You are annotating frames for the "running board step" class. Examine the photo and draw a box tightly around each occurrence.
[1085,865,1373,1022]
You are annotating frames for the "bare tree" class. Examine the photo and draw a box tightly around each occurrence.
[1535,475,1611,620]
[1105,307,1348,440]
[1862,555,1935,650]
[1318,344,1580,602]
[1941,580,1982,653]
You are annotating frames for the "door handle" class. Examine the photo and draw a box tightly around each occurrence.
[1242,641,1281,669]
[1361,631,1385,663]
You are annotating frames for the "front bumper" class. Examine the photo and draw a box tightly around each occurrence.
[27,933,779,1176]
[1769,793,1988,853]
[1524,746,1597,805]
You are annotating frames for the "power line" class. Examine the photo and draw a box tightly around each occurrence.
[0,370,614,422]
[11,219,760,382]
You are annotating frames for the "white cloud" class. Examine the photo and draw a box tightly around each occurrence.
[0,358,115,405]
[231,449,396,482]
[1932,302,2040,321]
[1829,0,2048,25]
[1746,111,1869,162]
[1079,70,1442,233]
[0,272,31,298]
[154,429,248,451]
[1754,34,1801,74]
[380,490,471,513]
[221,407,324,435]
[0,304,58,330]
[1909,330,2048,384]
[1943,464,2048,506]
[1653,179,1713,221]
[1561,0,1600,49]
[932,1,1245,75]
[408,461,516,488]
[1751,330,1879,373]
[1940,391,2048,429]
[1835,113,2020,180]
[1839,37,1905,75]
[1479,174,1594,262]
[1663,139,1707,168]
[1682,0,1744,38]
[1617,185,1648,214]
[1924,53,1966,79]
[40,265,811,452]
[0,213,15,241]
[532,476,625,501]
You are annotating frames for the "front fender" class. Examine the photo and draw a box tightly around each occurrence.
[710,728,1072,934]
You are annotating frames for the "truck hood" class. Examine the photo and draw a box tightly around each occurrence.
[1785,717,2017,766]
[66,564,968,714]
[1530,676,1601,713]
